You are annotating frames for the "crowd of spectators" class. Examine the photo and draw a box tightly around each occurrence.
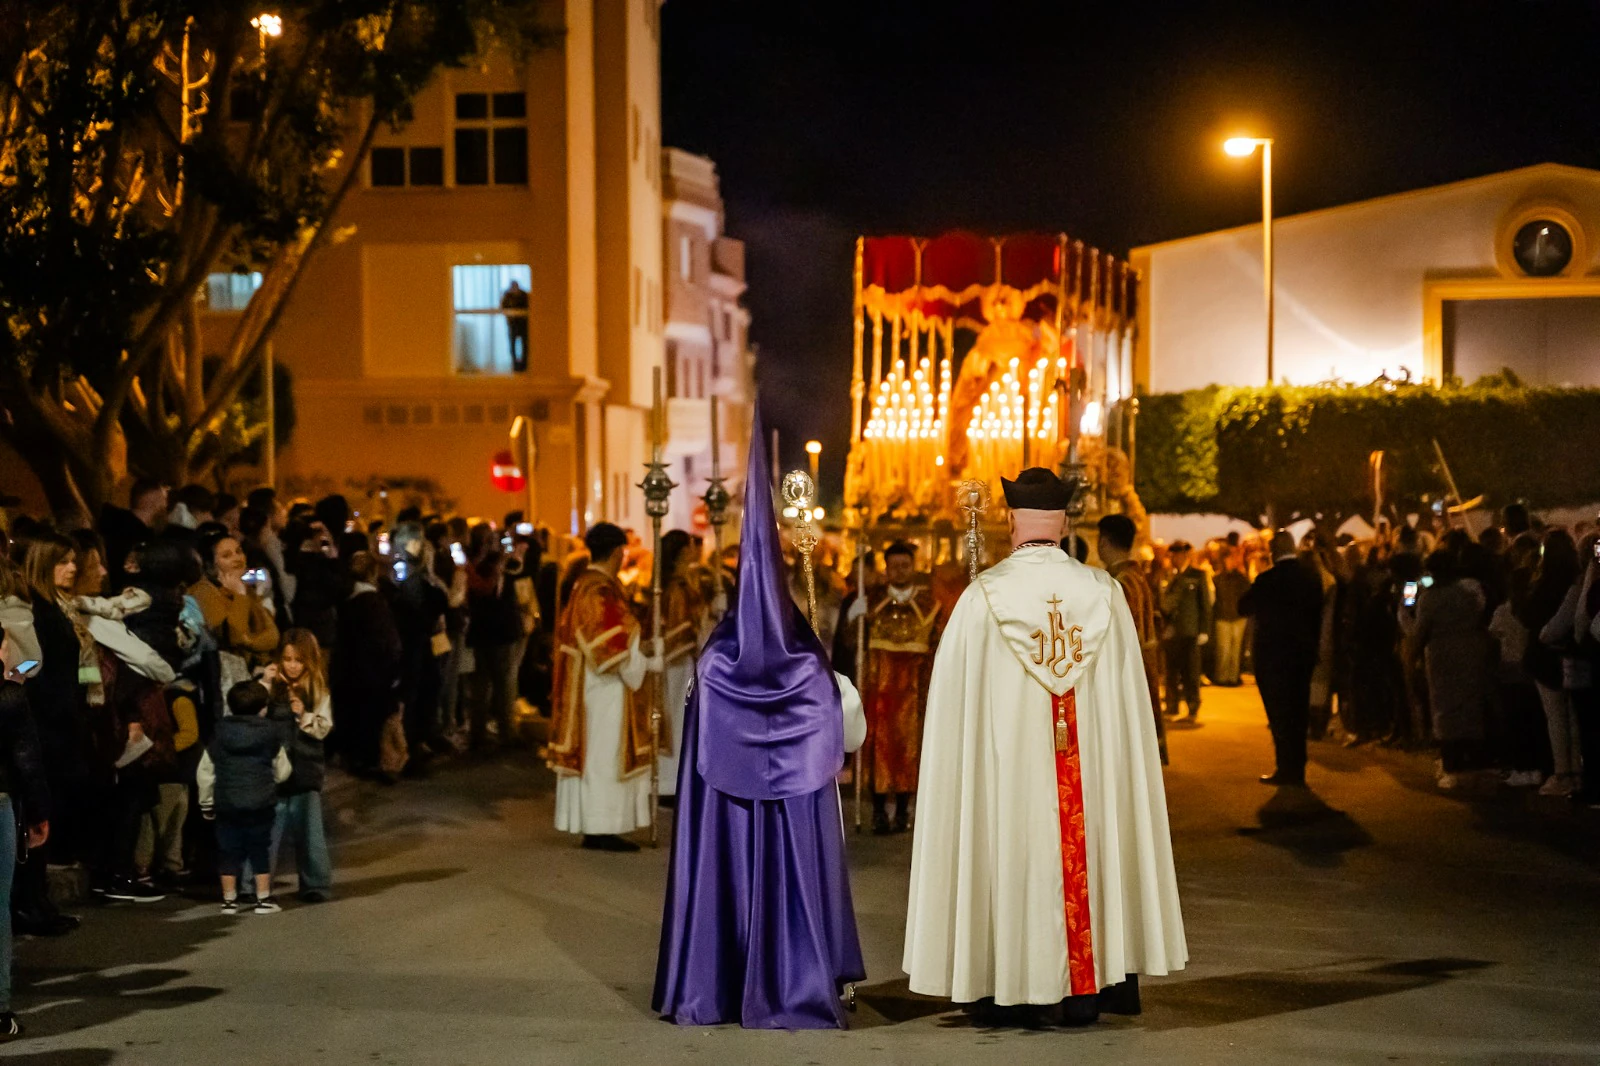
[0,479,566,1041]
[1138,505,1600,799]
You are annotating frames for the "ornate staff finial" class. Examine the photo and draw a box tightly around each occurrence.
[781,470,820,631]
[958,478,989,579]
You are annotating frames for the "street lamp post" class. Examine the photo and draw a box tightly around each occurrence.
[252,13,284,489]
[1224,136,1275,385]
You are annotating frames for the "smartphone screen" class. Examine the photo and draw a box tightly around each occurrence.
[1403,580,1419,608]
[10,659,40,676]
[516,522,534,536]
[450,543,467,566]
[377,532,391,556]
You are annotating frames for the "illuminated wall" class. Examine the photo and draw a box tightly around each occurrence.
[1132,163,1600,394]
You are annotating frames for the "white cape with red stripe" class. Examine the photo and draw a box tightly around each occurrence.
[903,546,1186,1005]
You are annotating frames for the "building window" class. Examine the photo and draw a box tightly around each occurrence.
[679,235,692,280]
[370,145,445,187]
[452,264,532,375]
[454,92,528,186]
[370,147,405,186]
[204,271,263,311]
[409,147,444,186]
[723,309,733,340]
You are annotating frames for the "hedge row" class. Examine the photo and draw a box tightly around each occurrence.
[1133,376,1600,523]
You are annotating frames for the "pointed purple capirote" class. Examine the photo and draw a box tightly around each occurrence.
[652,409,865,1029]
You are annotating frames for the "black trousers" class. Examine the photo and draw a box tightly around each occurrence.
[1257,665,1312,781]
[1164,636,1202,716]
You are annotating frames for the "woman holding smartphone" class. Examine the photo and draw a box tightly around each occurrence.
[2,564,53,1041]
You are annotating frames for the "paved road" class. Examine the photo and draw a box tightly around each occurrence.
[11,685,1600,1065]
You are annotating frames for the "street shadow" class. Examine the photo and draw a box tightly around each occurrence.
[856,958,1493,1033]
[0,1050,117,1066]
[1138,957,1493,1031]
[13,908,229,1040]
[1236,786,1373,867]
[328,866,467,902]
[851,976,960,1028]
[527,885,661,1017]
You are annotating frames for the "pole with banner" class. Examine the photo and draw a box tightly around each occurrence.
[639,368,677,847]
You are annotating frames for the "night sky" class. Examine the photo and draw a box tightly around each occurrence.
[661,1,1600,490]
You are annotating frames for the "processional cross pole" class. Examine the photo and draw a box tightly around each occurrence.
[959,479,989,580]
[639,368,677,847]
[852,506,870,833]
[702,397,732,617]
[781,471,820,632]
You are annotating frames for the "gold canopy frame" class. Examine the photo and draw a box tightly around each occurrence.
[844,232,1143,534]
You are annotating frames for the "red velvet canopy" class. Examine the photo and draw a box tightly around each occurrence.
[857,232,1136,328]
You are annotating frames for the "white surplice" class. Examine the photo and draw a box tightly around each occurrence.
[904,545,1187,1005]
[554,630,653,835]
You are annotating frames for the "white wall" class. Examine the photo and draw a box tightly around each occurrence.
[1135,166,1600,393]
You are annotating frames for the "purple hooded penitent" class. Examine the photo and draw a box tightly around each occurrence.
[651,410,864,1029]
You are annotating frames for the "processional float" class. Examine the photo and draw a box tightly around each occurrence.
[843,231,1145,562]
[837,234,1144,828]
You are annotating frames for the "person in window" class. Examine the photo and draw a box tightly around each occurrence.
[500,280,530,372]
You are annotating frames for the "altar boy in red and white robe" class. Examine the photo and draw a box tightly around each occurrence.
[904,467,1186,1025]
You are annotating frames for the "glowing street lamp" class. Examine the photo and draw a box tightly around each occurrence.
[251,12,283,47]
[805,439,822,483]
[1223,135,1275,384]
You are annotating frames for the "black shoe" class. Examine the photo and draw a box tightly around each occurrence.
[13,909,79,936]
[1259,772,1305,786]
[0,1011,22,1040]
[892,814,910,834]
[580,834,641,853]
[1097,975,1142,1016]
[297,890,332,904]
[1056,994,1101,1027]
[104,875,167,903]
[872,814,893,836]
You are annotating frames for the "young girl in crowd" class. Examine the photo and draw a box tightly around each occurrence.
[263,629,334,902]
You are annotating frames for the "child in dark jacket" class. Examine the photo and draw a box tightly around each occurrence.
[197,682,290,914]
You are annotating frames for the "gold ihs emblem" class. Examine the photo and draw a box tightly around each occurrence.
[1031,595,1084,680]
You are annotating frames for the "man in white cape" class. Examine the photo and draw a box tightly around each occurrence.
[904,467,1186,1023]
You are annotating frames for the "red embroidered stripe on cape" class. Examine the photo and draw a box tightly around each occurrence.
[1053,689,1096,996]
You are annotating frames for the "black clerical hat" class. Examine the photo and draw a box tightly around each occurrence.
[1001,467,1070,511]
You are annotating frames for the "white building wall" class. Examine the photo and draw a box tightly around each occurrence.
[1133,164,1600,393]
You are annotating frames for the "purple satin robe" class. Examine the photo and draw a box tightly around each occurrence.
[652,412,865,1029]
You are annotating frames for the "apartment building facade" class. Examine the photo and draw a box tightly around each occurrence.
[661,148,754,532]
[204,0,668,529]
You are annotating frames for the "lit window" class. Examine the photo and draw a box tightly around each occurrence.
[452,264,533,375]
[205,272,263,311]
[680,235,691,280]
[455,91,528,186]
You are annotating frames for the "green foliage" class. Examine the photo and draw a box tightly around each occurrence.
[1135,377,1600,523]
[0,0,555,518]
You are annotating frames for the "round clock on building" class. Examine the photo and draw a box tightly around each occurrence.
[1512,219,1574,277]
